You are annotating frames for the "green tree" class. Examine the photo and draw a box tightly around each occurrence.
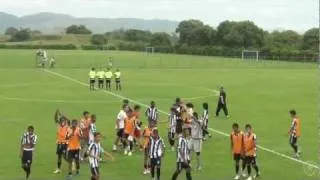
[91,34,107,45]
[66,25,92,34]
[216,20,264,48]
[150,32,172,46]
[176,19,204,45]
[5,27,19,36]
[302,28,319,51]
[9,28,31,42]
[124,29,152,42]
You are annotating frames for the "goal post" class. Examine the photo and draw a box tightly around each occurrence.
[145,46,155,54]
[242,50,259,61]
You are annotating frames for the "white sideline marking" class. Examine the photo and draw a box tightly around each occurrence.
[43,69,319,170]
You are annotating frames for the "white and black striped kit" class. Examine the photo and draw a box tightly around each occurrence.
[21,132,37,151]
[177,136,190,162]
[149,137,165,159]
[146,107,158,121]
[168,113,177,134]
[88,142,102,168]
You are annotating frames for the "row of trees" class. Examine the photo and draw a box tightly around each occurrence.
[3,20,318,60]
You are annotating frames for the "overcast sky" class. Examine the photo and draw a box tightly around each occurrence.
[0,0,318,32]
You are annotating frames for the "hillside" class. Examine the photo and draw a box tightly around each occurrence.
[0,12,179,34]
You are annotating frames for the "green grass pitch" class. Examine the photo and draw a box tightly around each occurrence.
[0,49,318,180]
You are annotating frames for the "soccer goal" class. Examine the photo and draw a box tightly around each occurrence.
[145,46,155,54]
[242,50,259,61]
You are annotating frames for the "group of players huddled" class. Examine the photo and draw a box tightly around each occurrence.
[19,95,301,180]
[88,68,122,91]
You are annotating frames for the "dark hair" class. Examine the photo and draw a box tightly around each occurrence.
[123,99,129,104]
[203,102,208,110]
[91,114,97,121]
[151,101,155,105]
[94,132,101,137]
[134,105,141,110]
[122,104,127,109]
[175,98,181,103]
[170,107,176,112]
[193,112,198,119]
[83,111,89,116]
[186,103,194,108]
[245,124,252,129]
[91,68,95,71]
[27,125,34,131]
[232,123,239,128]
[289,109,296,116]
[71,119,78,125]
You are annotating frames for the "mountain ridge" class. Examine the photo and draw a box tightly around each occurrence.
[0,12,180,34]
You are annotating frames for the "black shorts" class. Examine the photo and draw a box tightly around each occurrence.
[115,78,120,83]
[233,153,241,161]
[290,135,298,145]
[106,79,111,83]
[117,129,124,137]
[98,79,104,84]
[150,158,161,167]
[91,167,100,176]
[68,149,80,161]
[168,132,175,140]
[176,162,190,171]
[22,150,33,165]
[245,156,257,165]
[90,79,95,84]
[56,144,68,156]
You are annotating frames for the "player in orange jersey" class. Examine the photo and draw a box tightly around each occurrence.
[230,123,245,180]
[243,124,260,180]
[66,120,83,180]
[124,109,136,156]
[288,109,301,158]
[53,115,69,174]
[132,105,143,148]
[79,111,91,161]
[142,121,155,175]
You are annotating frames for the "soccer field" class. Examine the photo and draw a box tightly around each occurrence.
[0,49,318,180]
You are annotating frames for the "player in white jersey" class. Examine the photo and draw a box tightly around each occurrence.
[87,132,114,180]
[88,114,97,145]
[190,112,204,170]
[113,105,127,151]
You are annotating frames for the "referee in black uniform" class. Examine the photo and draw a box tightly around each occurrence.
[215,87,229,118]
[20,125,37,180]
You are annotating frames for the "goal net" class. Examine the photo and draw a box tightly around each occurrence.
[242,50,259,61]
[145,47,155,54]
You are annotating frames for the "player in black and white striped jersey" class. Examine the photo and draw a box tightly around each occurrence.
[87,132,114,180]
[168,107,177,151]
[172,128,192,180]
[148,128,165,180]
[145,101,159,126]
[202,103,212,141]
[20,125,38,180]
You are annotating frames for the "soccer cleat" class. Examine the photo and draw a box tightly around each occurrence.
[128,151,132,156]
[253,172,260,178]
[66,174,72,180]
[147,168,151,174]
[171,147,175,151]
[208,134,212,138]
[71,162,76,172]
[246,176,252,180]
[242,172,247,177]
[124,149,128,155]
[113,145,117,151]
[53,169,61,174]
[233,175,240,180]
[143,169,148,175]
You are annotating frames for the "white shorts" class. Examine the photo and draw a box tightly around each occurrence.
[191,139,202,153]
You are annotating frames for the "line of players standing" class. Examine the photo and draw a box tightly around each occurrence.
[88,68,122,91]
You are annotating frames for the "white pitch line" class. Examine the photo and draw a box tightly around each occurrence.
[43,69,319,170]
